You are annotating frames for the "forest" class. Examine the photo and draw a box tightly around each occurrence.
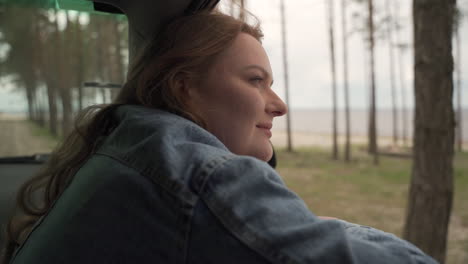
[0,2,127,137]
[0,0,466,263]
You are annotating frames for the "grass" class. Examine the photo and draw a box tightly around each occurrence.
[27,121,60,149]
[276,146,468,264]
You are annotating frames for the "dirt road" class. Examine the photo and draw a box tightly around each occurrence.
[0,119,57,157]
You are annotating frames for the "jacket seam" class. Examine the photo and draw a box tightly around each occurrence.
[193,155,237,193]
[195,157,299,264]
[97,150,196,264]
[95,150,194,205]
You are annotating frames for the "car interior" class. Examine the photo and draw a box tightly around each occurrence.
[0,0,221,249]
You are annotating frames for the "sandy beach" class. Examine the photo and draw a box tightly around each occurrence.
[271,130,395,148]
[271,108,468,149]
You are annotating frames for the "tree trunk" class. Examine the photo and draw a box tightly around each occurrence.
[75,14,85,111]
[96,17,109,103]
[404,0,456,262]
[110,19,125,100]
[327,0,339,160]
[114,22,126,84]
[367,0,378,165]
[31,12,43,125]
[341,0,351,162]
[55,11,73,137]
[230,0,235,16]
[239,0,245,21]
[230,0,245,20]
[385,0,398,146]
[398,54,409,147]
[362,35,369,125]
[36,13,59,136]
[26,16,41,123]
[455,25,462,152]
[45,77,58,136]
[280,0,293,152]
[35,87,46,127]
[25,82,36,121]
[394,1,409,147]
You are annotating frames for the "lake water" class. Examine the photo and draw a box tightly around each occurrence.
[272,108,468,141]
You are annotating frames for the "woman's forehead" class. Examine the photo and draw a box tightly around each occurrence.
[216,33,272,75]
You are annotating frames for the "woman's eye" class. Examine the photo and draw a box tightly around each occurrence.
[250,76,264,84]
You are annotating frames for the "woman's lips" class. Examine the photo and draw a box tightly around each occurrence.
[256,124,272,138]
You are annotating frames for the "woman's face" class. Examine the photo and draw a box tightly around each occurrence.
[188,33,287,161]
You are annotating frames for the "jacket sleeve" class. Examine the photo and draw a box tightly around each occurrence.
[190,156,438,264]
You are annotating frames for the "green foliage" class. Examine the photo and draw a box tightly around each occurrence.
[2,0,57,9]
[0,5,128,135]
[2,0,126,16]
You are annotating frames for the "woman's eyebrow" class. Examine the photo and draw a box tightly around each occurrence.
[243,65,274,86]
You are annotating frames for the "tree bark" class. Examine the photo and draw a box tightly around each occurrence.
[367,0,378,165]
[341,0,351,162]
[327,0,339,160]
[404,0,456,262]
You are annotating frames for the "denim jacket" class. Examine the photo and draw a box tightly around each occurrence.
[11,105,437,264]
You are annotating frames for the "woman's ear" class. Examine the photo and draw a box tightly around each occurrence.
[174,73,189,96]
[173,73,198,108]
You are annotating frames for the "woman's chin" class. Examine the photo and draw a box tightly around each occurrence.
[251,145,273,162]
[229,142,273,162]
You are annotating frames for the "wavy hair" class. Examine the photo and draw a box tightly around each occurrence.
[1,11,262,263]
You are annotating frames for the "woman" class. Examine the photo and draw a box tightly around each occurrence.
[2,11,436,264]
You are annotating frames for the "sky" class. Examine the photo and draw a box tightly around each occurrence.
[1,0,467,112]
[222,0,468,109]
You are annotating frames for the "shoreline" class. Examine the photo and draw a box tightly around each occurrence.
[271,130,468,150]
[271,131,395,148]
[2,114,466,150]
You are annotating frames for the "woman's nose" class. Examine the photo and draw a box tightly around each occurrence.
[266,91,288,117]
